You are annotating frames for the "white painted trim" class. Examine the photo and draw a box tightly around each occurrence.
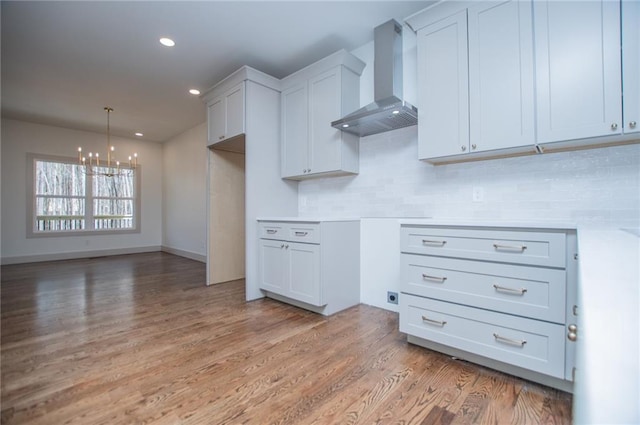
[280,49,366,90]
[161,246,206,263]
[201,66,281,102]
[1,245,162,265]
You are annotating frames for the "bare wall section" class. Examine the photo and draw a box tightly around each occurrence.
[1,118,163,264]
[162,122,207,262]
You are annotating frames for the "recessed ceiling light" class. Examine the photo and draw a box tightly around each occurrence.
[342,124,349,128]
[135,132,143,137]
[392,110,400,115]
[159,37,175,47]
[189,89,201,95]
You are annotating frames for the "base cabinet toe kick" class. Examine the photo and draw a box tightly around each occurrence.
[399,224,578,392]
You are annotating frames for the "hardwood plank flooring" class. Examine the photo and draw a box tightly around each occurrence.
[1,252,572,424]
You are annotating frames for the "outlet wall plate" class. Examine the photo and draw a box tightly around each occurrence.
[387,291,398,304]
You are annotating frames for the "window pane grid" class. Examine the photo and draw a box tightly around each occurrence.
[33,157,137,234]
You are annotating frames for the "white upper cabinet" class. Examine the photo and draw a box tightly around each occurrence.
[308,68,347,175]
[622,0,640,134]
[280,50,364,180]
[417,10,469,159]
[408,0,638,163]
[414,0,535,161]
[281,83,308,177]
[206,82,245,146]
[534,0,622,143]
[468,0,535,151]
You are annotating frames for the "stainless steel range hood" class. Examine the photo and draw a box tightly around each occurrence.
[331,19,417,137]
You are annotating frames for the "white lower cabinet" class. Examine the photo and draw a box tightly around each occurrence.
[258,219,360,315]
[259,239,320,306]
[399,224,578,391]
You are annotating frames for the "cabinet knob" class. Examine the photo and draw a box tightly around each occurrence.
[461,146,467,152]
[611,123,618,130]
[219,135,224,140]
[567,323,578,341]
[630,121,637,129]
[471,144,477,150]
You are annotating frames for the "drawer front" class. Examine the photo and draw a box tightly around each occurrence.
[401,254,566,323]
[400,294,566,378]
[288,223,320,244]
[259,222,289,240]
[400,226,566,267]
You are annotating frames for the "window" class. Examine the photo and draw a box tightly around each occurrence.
[28,154,140,236]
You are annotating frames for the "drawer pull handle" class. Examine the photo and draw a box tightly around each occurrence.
[493,284,527,295]
[493,333,527,347]
[421,315,447,327]
[422,274,447,283]
[422,239,447,246]
[493,243,527,252]
[294,231,308,236]
[266,229,277,234]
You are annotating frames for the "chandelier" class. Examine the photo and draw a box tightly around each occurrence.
[77,107,138,177]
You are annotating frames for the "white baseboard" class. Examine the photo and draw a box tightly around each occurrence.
[1,246,162,265]
[161,246,206,263]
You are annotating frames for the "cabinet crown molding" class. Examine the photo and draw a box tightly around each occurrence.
[201,66,280,103]
[406,0,471,32]
[281,49,365,90]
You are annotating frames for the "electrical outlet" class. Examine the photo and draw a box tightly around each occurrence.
[387,291,398,305]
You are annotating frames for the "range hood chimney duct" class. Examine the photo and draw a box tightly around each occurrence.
[331,19,417,137]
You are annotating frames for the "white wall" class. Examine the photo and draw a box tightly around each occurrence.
[162,122,207,261]
[1,118,163,263]
[299,39,640,311]
[299,128,640,224]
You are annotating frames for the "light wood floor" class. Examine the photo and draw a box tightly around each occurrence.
[1,252,572,424]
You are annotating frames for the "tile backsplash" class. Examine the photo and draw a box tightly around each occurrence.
[299,127,640,226]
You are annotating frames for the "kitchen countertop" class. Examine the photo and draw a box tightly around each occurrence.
[572,225,640,424]
[399,217,578,229]
[257,217,360,222]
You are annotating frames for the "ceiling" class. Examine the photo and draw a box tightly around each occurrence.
[1,1,432,143]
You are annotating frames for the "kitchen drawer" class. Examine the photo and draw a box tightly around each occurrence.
[288,223,320,244]
[401,254,566,323]
[259,222,289,240]
[400,226,566,267]
[400,293,566,378]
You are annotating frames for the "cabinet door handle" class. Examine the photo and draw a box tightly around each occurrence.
[294,231,308,236]
[422,239,446,246]
[461,145,467,152]
[266,229,277,234]
[493,243,527,252]
[285,244,289,249]
[280,244,285,248]
[219,135,225,140]
[630,121,637,129]
[493,284,527,295]
[422,274,447,283]
[611,123,618,130]
[421,315,446,327]
[493,333,526,347]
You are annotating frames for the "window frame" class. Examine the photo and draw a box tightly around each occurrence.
[27,153,142,238]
